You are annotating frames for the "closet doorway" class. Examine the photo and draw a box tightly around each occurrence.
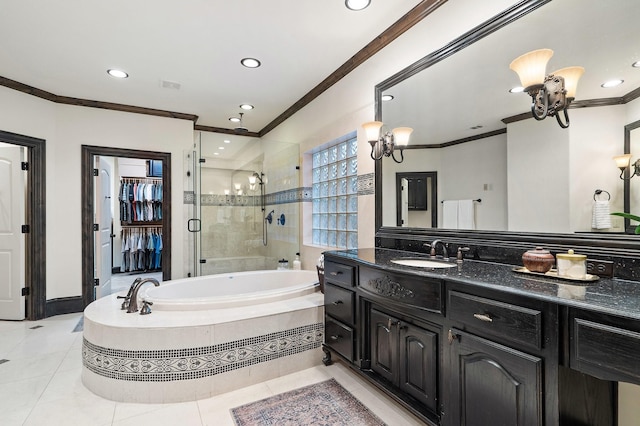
[81,146,171,309]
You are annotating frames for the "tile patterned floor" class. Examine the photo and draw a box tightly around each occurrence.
[0,312,426,426]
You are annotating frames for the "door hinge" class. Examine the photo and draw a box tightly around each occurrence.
[21,224,30,233]
[21,287,30,296]
[199,259,207,264]
[93,223,99,231]
[93,168,99,176]
[199,158,206,163]
[94,278,100,287]
[21,162,29,171]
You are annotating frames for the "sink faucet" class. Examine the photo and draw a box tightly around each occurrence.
[428,240,449,260]
[126,278,160,313]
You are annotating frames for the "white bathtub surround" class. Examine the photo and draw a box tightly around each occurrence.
[82,270,324,403]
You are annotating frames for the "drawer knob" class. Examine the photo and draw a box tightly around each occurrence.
[332,300,343,305]
[330,334,342,341]
[473,313,493,322]
[329,271,343,276]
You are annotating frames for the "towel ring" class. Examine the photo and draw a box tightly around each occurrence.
[594,189,611,201]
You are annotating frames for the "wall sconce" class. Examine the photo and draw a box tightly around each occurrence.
[509,49,584,128]
[362,121,413,163]
[248,172,264,191]
[613,154,640,179]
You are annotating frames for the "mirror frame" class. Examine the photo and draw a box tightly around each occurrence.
[373,0,640,259]
[624,119,640,232]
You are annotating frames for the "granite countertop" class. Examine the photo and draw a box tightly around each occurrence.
[325,248,640,321]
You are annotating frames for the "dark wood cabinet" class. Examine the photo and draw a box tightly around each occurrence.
[370,307,439,415]
[447,328,543,426]
[322,254,619,426]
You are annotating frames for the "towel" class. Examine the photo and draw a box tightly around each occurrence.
[592,200,612,229]
[458,199,476,230]
[442,200,458,228]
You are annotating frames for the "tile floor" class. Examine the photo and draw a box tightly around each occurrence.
[0,310,426,426]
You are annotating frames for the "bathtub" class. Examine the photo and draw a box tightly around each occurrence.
[82,269,324,403]
[142,269,319,310]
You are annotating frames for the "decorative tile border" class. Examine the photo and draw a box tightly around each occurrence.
[357,173,375,196]
[82,323,323,382]
[185,176,372,206]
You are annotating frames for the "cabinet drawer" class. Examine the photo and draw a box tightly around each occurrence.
[571,317,640,385]
[324,262,355,287]
[359,267,442,314]
[325,283,355,325]
[448,290,542,350]
[325,316,354,361]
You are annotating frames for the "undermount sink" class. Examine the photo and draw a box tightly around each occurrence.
[391,258,457,269]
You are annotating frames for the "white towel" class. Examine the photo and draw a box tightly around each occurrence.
[592,200,612,229]
[442,200,458,228]
[458,199,476,230]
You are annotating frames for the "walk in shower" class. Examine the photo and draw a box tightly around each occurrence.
[185,133,301,277]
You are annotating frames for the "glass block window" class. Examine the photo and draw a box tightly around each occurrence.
[312,136,358,249]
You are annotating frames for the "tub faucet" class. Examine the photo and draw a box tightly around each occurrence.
[427,240,449,260]
[117,277,142,310]
[127,278,160,313]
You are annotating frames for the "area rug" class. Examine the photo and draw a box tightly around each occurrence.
[231,378,387,426]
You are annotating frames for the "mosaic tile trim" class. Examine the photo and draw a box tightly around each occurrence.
[265,188,310,205]
[357,173,375,196]
[82,323,323,382]
[184,189,309,206]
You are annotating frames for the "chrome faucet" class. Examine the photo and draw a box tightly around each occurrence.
[428,240,449,260]
[126,278,160,313]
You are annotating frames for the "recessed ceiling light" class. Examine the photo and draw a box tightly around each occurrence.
[239,104,254,110]
[229,117,241,123]
[218,147,225,150]
[381,94,394,101]
[345,0,371,11]
[241,58,261,68]
[107,69,128,78]
[633,61,640,68]
[509,86,525,93]
[601,79,624,88]
[224,140,231,144]
[214,152,220,156]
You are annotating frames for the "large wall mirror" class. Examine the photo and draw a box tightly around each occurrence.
[376,0,640,239]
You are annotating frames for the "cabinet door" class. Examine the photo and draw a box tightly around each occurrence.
[399,322,438,412]
[448,329,542,426]
[370,308,397,383]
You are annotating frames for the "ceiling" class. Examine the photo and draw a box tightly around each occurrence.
[0,0,427,135]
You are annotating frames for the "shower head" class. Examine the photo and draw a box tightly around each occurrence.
[250,172,264,184]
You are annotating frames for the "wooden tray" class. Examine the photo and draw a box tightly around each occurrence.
[512,267,599,283]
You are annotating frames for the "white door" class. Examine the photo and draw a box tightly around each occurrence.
[400,178,409,227]
[94,156,113,299]
[0,144,26,320]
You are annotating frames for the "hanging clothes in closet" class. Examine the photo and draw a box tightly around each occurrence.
[120,227,163,272]
[118,177,163,224]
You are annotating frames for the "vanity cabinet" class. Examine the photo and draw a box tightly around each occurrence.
[322,252,617,426]
[323,261,357,364]
[370,307,438,413]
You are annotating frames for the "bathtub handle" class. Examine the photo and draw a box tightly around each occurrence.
[329,334,342,341]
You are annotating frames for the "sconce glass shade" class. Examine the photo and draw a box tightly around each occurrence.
[362,121,383,142]
[224,189,230,195]
[509,48,554,89]
[552,66,585,98]
[613,154,633,169]
[234,183,241,190]
[248,175,257,184]
[392,127,413,146]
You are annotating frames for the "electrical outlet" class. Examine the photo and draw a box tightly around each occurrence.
[586,259,614,278]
